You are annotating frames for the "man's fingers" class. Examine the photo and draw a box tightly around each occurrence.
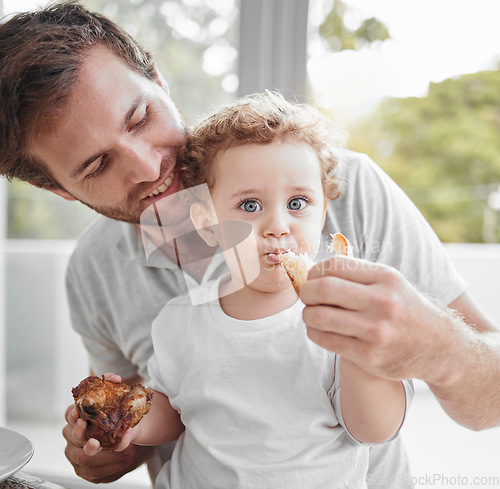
[83,438,102,456]
[65,405,79,425]
[69,418,89,446]
[307,255,380,283]
[300,274,367,310]
[306,326,363,363]
[62,417,87,448]
[68,444,154,484]
[303,304,356,334]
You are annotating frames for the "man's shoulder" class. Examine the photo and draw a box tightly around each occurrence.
[337,149,378,175]
[68,216,127,269]
[74,215,123,248]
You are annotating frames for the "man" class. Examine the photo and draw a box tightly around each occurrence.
[1,2,499,488]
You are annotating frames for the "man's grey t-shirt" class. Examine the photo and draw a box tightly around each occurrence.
[66,151,467,488]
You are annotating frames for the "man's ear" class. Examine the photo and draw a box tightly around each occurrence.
[152,66,170,95]
[29,181,77,201]
[190,202,218,247]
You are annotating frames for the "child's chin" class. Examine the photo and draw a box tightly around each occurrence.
[254,273,294,293]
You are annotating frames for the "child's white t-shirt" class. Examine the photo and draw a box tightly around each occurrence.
[148,279,412,489]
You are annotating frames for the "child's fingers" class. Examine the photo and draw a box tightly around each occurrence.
[103,372,122,383]
[83,437,102,456]
[115,428,133,452]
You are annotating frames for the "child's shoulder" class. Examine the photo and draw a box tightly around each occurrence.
[157,278,220,317]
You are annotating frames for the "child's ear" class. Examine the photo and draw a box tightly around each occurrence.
[322,197,329,224]
[190,202,219,247]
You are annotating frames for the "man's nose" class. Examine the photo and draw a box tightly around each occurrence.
[121,140,162,183]
[263,210,290,238]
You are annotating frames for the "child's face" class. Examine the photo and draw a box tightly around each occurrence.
[209,139,327,293]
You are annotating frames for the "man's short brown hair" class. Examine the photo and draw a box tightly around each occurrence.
[0,1,156,189]
[181,91,346,200]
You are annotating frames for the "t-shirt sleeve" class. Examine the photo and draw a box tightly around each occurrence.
[326,152,468,307]
[329,356,414,446]
[65,257,139,379]
[145,294,188,396]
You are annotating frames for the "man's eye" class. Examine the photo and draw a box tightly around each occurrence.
[288,197,308,211]
[86,157,107,179]
[239,200,262,213]
[134,112,148,129]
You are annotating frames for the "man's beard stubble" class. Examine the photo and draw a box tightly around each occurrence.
[67,146,189,225]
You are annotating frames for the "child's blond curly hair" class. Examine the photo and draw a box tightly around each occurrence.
[180,91,346,200]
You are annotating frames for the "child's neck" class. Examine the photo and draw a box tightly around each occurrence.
[219,277,299,321]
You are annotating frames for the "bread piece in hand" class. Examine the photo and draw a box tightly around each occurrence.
[279,234,352,294]
[278,251,314,295]
[72,375,153,450]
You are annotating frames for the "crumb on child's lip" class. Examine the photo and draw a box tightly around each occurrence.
[267,250,290,264]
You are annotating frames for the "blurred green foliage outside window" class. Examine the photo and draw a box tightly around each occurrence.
[350,68,500,243]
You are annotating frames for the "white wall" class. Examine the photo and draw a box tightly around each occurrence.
[5,240,88,421]
[0,179,6,426]
[4,241,500,423]
[444,243,500,323]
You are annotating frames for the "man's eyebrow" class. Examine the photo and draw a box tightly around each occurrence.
[69,93,146,180]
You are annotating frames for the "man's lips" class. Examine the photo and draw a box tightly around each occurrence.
[143,167,178,201]
[147,173,174,198]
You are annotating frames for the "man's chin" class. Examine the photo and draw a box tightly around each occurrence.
[78,197,191,228]
[77,199,143,225]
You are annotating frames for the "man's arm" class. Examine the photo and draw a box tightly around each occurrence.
[301,256,500,431]
[62,374,156,484]
[426,292,500,430]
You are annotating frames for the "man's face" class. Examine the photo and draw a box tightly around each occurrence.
[30,44,188,223]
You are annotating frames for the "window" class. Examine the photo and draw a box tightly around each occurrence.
[3,0,239,240]
[307,0,500,243]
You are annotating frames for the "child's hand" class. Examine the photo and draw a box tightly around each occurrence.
[82,427,134,455]
[115,427,135,452]
[102,372,122,383]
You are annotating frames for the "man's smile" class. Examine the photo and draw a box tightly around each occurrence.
[148,173,174,198]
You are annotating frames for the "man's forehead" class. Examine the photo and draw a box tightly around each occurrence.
[75,45,142,100]
[30,47,148,173]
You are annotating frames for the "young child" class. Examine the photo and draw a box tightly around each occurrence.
[85,91,410,489]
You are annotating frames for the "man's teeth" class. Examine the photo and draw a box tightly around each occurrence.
[148,175,174,198]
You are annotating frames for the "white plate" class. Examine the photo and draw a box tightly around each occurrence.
[0,427,35,483]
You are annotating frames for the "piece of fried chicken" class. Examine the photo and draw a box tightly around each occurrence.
[72,375,153,450]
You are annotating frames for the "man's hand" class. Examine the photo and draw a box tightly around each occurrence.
[301,254,500,430]
[300,255,466,385]
[63,403,154,484]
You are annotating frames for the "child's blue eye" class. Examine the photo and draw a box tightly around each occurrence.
[239,200,262,212]
[288,197,308,211]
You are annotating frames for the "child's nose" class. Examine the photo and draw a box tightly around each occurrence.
[263,211,290,238]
